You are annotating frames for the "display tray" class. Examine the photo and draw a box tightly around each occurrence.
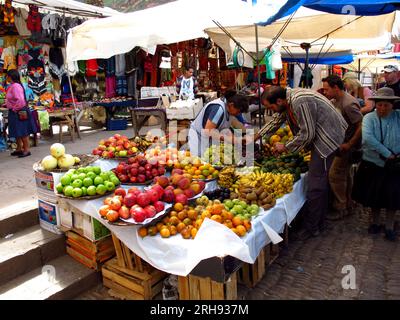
[105,203,173,226]
[119,180,153,186]
[193,177,217,182]
[33,154,99,173]
[55,188,117,200]
[102,155,138,161]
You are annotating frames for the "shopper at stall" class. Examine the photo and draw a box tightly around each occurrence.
[188,90,249,157]
[342,72,374,114]
[258,86,347,240]
[5,69,34,158]
[176,66,198,100]
[352,87,400,241]
[322,75,363,220]
[381,65,400,109]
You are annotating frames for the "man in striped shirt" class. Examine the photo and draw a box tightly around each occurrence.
[259,86,348,240]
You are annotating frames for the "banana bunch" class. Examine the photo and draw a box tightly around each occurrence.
[218,166,236,189]
[299,150,311,162]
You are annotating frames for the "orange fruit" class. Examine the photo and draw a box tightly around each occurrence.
[138,227,148,238]
[191,228,198,239]
[210,214,222,224]
[195,170,201,176]
[221,211,233,221]
[201,210,211,219]
[160,228,171,238]
[169,216,180,226]
[156,222,165,231]
[243,219,252,231]
[174,203,184,212]
[211,204,224,215]
[162,216,170,225]
[236,225,247,237]
[195,218,203,229]
[181,227,191,239]
[183,218,192,226]
[232,216,243,227]
[177,210,187,221]
[148,226,158,236]
[169,210,178,217]
[223,220,233,229]
[187,209,198,220]
[168,225,177,236]
[177,222,186,233]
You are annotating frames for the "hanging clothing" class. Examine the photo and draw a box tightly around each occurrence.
[115,76,127,96]
[49,47,65,79]
[26,5,41,32]
[15,8,31,37]
[189,98,231,157]
[27,48,46,95]
[86,59,98,77]
[106,56,116,77]
[105,76,116,98]
[77,60,86,75]
[115,54,126,77]
[1,46,17,70]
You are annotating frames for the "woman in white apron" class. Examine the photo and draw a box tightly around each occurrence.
[188,90,249,157]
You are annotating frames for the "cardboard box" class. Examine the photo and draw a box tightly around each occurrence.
[34,169,54,191]
[166,99,203,120]
[37,188,58,205]
[38,199,62,234]
[59,201,110,242]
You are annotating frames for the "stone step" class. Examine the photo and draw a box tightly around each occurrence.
[0,205,38,238]
[0,255,101,300]
[0,225,65,286]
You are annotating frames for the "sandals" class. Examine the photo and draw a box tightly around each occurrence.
[18,152,31,158]
[11,150,23,156]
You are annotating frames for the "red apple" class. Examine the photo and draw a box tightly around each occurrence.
[130,168,139,176]
[119,174,129,183]
[124,142,131,149]
[146,171,153,180]
[138,175,146,183]
[109,197,122,211]
[155,176,169,188]
[118,205,130,219]
[144,205,157,218]
[151,184,165,198]
[184,189,195,199]
[99,139,106,145]
[130,176,137,183]
[158,166,166,175]
[130,206,146,222]
[116,164,125,174]
[106,210,119,222]
[128,157,136,164]
[138,166,146,175]
[151,168,159,177]
[123,193,137,207]
[145,163,152,171]
[154,201,165,213]
[137,193,151,207]
[114,134,122,139]
[116,145,123,152]
[162,190,175,203]
[147,189,159,203]
[131,162,139,168]
[165,185,174,192]
[114,188,126,197]
[128,187,140,194]
[175,194,188,205]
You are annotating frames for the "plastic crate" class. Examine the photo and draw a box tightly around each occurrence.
[106,118,127,131]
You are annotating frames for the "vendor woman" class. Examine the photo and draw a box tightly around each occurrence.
[5,69,34,158]
[188,90,249,157]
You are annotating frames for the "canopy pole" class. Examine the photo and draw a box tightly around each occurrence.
[255,24,262,130]
[358,59,361,80]
[301,43,311,88]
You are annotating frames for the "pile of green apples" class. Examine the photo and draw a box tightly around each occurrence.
[223,199,260,220]
[56,166,120,198]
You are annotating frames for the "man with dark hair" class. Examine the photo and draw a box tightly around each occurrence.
[176,66,198,100]
[322,75,363,220]
[258,86,347,240]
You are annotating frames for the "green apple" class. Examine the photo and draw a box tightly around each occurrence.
[92,166,101,175]
[56,183,64,193]
[87,185,97,196]
[85,167,94,173]
[244,213,252,220]
[83,177,93,187]
[105,181,115,191]
[72,187,83,198]
[239,201,247,208]
[64,186,74,197]
[71,174,79,181]
[110,176,120,186]
[94,176,104,186]
[119,150,128,157]
[100,172,109,182]
[78,173,86,180]
[232,199,240,205]
[81,186,88,196]
[77,168,86,174]
[233,205,243,215]
[60,175,71,186]
[224,200,234,209]
[96,184,107,195]
[72,179,83,188]
[67,169,76,175]
[87,172,96,180]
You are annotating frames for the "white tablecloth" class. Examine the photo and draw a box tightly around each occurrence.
[58,172,307,277]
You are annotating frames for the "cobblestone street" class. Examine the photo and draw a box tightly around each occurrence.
[77,207,400,300]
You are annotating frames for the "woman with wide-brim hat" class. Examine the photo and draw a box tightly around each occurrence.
[352,87,400,241]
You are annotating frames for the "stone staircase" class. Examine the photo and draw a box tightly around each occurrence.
[0,206,100,300]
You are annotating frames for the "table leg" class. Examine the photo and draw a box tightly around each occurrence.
[131,110,138,136]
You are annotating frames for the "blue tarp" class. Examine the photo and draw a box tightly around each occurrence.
[259,0,400,26]
[283,54,354,65]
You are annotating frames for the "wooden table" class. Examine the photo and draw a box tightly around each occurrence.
[48,109,81,142]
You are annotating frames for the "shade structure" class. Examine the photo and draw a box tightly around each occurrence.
[260,0,400,26]
[341,53,400,73]
[12,0,120,17]
[282,50,354,64]
[205,12,397,68]
[66,0,267,63]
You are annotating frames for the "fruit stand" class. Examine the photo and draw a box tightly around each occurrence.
[34,131,309,300]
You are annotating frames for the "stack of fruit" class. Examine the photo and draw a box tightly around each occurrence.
[204,187,231,202]
[112,155,166,184]
[41,143,80,171]
[262,125,293,156]
[223,198,260,221]
[230,171,294,210]
[217,166,236,189]
[260,153,308,182]
[92,134,139,159]
[181,161,219,180]
[56,166,120,198]
[153,172,206,205]
[202,143,240,167]
[145,148,195,169]
[99,186,166,223]
[137,198,252,239]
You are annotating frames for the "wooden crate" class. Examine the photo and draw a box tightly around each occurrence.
[101,233,167,300]
[238,249,266,288]
[65,230,115,270]
[178,273,237,300]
